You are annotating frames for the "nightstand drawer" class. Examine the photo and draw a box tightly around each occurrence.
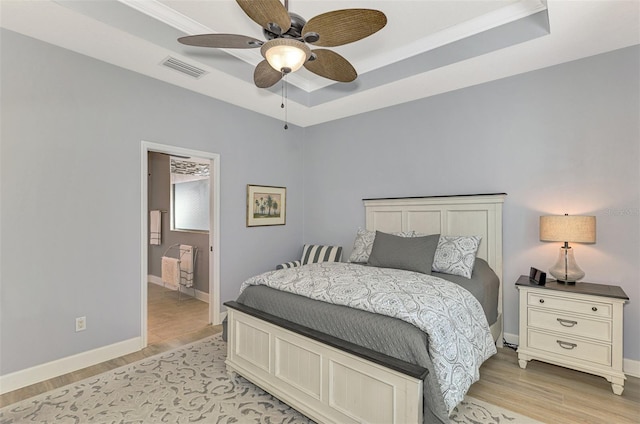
[528,309,612,342]
[528,292,612,318]
[527,329,611,366]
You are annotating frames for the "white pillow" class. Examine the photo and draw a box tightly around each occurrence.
[348,229,414,263]
[432,235,481,279]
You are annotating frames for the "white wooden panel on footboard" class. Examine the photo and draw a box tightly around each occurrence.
[225,303,425,424]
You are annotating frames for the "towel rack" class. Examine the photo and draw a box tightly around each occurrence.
[162,243,198,301]
[162,243,198,265]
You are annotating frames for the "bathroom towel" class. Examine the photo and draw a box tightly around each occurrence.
[161,256,180,290]
[179,245,194,288]
[150,210,161,245]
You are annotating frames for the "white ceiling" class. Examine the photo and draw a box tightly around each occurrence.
[1,0,638,128]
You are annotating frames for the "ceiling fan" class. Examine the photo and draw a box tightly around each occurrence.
[178,0,387,88]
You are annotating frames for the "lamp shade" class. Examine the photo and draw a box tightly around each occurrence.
[540,215,596,243]
[261,39,311,73]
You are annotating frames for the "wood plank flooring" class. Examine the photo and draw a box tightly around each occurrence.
[1,288,638,423]
[468,347,640,423]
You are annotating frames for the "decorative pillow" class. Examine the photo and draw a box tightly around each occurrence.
[432,235,482,279]
[301,244,342,265]
[367,231,440,275]
[348,229,414,263]
[276,260,301,270]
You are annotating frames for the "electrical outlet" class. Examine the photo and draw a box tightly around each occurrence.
[75,316,86,332]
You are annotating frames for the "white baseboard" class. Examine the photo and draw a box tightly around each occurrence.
[503,331,519,346]
[502,332,640,378]
[148,274,209,303]
[2,278,214,395]
[0,337,141,395]
[623,358,640,378]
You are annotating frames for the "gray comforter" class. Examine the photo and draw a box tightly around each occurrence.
[233,262,498,424]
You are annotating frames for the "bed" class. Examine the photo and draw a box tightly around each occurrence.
[224,193,506,424]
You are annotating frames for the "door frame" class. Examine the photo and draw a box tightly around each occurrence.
[140,140,221,348]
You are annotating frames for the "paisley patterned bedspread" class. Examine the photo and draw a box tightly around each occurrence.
[239,262,497,412]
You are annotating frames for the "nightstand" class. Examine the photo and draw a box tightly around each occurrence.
[515,275,629,395]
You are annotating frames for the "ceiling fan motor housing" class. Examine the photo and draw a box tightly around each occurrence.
[264,12,306,40]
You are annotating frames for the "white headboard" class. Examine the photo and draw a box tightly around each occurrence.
[364,193,506,342]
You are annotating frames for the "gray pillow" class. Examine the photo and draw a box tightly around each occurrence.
[367,231,440,274]
[348,229,414,263]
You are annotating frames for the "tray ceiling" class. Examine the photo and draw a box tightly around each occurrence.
[1,0,638,127]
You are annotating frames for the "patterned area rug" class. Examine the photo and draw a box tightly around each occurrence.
[1,334,540,423]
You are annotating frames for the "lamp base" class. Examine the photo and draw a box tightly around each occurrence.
[555,279,577,285]
[548,246,585,283]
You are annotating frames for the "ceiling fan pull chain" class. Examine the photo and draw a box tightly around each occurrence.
[281,72,289,130]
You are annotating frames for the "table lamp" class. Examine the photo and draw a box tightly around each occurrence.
[539,214,596,284]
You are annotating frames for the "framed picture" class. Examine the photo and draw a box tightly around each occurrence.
[247,184,286,227]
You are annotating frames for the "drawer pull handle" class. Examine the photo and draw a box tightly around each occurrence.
[539,299,545,304]
[557,318,578,327]
[557,340,577,350]
[592,306,598,312]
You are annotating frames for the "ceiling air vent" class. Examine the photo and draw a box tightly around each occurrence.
[160,56,208,79]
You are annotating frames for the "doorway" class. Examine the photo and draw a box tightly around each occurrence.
[141,141,221,348]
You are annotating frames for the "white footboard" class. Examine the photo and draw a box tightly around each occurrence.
[225,302,425,424]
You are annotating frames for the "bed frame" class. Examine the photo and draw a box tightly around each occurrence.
[225,193,506,424]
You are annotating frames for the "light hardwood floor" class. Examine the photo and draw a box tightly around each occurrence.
[2,291,638,423]
[468,348,639,423]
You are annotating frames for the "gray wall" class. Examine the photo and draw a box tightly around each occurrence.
[303,46,640,361]
[147,152,209,293]
[1,26,638,380]
[0,29,304,375]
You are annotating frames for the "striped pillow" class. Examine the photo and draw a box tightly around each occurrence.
[301,244,342,265]
[276,260,301,270]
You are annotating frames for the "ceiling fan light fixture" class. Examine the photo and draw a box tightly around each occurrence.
[180,3,387,88]
[261,38,310,73]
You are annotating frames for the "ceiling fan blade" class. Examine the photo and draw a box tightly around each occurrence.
[178,34,263,49]
[304,49,357,83]
[302,9,387,47]
[254,60,283,88]
[236,0,291,35]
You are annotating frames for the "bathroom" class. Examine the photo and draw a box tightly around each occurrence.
[147,151,211,344]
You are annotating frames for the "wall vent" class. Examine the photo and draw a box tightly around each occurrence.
[160,56,208,79]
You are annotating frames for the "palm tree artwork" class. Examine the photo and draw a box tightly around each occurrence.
[253,192,281,218]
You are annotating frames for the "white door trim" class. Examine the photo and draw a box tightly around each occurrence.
[140,141,221,349]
